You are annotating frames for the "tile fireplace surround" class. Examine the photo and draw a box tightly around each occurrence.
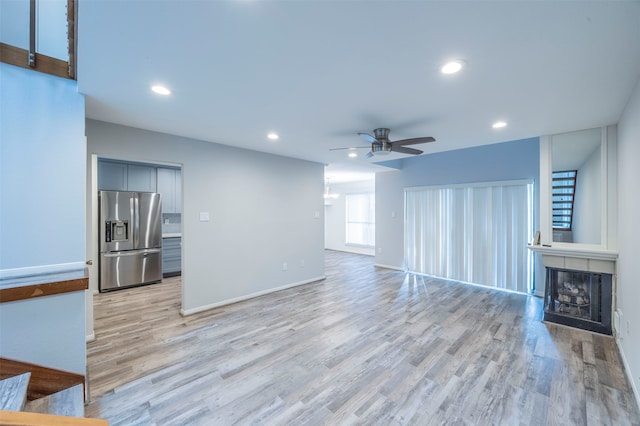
[529,245,617,335]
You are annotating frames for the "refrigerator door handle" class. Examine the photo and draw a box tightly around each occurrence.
[103,248,162,258]
[132,193,140,248]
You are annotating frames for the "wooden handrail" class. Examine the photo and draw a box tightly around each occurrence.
[0,43,71,80]
[0,410,108,425]
[0,276,88,304]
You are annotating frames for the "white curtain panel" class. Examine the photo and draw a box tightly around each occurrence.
[405,180,534,293]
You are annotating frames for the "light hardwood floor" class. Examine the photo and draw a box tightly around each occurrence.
[86,251,640,425]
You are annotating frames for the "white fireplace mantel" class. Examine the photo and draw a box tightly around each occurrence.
[528,244,618,261]
[528,244,618,274]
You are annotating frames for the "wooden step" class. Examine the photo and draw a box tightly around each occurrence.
[24,384,84,417]
[0,410,108,425]
[0,373,31,411]
[0,358,85,401]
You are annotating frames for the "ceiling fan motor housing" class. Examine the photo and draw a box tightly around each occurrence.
[373,128,391,141]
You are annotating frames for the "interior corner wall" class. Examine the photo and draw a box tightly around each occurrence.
[616,76,640,403]
[573,146,601,244]
[324,180,375,256]
[375,138,541,289]
[85,120,325,313]
[0,63,87,374]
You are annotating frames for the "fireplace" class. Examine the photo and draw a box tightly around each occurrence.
[543,267,612,335]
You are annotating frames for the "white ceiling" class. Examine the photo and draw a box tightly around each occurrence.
[77,1,640,182]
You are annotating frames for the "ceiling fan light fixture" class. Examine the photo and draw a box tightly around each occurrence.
[492,121,507,129]
[267,132,279,140]
[348,152,358,158]
[440,60,464,74]
[371,141,392,155]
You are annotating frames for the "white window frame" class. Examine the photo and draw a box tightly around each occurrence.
[345,192,375,247]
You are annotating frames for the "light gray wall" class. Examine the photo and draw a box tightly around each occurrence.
[324,180,375,256]
[616,76,640,404]
[86,120,325,313]
[573,145,601,244]
[0,63,86,374]
[375,138,541,289]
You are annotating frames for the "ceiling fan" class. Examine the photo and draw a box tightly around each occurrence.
[331,128,436,159]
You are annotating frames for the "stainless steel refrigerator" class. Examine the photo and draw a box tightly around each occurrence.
[99,191,162,292]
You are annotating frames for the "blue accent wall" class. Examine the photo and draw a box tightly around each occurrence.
[375,137,541,291]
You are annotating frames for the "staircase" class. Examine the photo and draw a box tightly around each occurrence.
[0,358,107,425]
[552,169,578,230]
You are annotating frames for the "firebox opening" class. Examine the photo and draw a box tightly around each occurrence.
[543,267,612,335]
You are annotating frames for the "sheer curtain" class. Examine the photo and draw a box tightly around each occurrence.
[405,180,534,293]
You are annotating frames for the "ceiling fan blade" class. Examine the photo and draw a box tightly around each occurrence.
[393,136,436,146]
[329,146,370,151]
[391,146,423,155]
[365,151,374,159]
[358,133,377,144]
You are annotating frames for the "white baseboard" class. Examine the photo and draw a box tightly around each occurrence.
[616,337,640,413]
[374,263,405,272]
[86,332,96,343]
[325,248,374,257]
[180,275,326,316]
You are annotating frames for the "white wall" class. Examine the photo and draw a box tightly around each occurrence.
[86,120,325,314]
[616,76,640,404]
[0,293,86,374]
[1,66,85,270]
[0,63,86,374]
[573,145,601,244]
[375,138,541,289]
[324,179,375,256]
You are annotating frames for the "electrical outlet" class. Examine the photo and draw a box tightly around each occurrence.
[282,262,288,271]
[300,259,305,268]
[378,247,382,254]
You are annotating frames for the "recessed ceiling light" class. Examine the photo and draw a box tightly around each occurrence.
[441,60,464,74]
[492,121,507,129]
[267,132,279,140]
[151,85,171,95]
[348,152,358,158]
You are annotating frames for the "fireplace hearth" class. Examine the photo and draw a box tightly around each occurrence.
[543,267,612,335]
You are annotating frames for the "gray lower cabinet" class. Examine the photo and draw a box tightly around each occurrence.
[162,237,181,277]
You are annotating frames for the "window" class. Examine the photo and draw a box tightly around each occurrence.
[405,180,534,294]
[346,193,375,247]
